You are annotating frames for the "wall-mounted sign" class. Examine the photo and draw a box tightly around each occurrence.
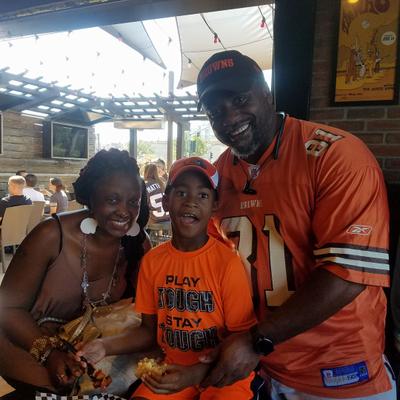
[333,0,399,105]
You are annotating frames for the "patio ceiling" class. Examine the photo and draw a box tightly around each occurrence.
[100,4,274,89]
[177,4,274,88]
[0,69,206,126]
[0,1,269,38]
[0,1,274,126]
[101,22,166,69]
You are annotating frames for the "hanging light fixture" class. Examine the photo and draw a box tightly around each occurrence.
[260,16,266,28]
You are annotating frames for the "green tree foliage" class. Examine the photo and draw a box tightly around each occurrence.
[137,141,155,160]
[187,134,207,157]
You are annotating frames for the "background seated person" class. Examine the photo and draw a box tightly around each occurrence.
[16,170,28,177]
[23,174,45,203]
[49,177,68,213]
[0,175,32,219]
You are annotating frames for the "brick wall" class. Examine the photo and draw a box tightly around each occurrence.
[309,0,400,183]
[0,111,95,197]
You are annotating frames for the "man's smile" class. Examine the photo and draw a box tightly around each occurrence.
[225,121,253,143]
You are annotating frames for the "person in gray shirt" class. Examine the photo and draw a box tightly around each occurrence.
[49,177,68,213]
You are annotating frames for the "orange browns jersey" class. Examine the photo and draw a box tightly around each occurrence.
[213,115,390,397]
[135,236,257,366]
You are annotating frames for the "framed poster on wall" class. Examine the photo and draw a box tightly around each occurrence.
[333,0,399,105]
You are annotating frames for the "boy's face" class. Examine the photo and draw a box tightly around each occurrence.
[163,170,217,250]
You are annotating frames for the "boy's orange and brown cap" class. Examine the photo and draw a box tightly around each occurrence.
[167,157,219,190]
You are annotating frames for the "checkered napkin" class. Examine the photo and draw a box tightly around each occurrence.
[35,393,126,400]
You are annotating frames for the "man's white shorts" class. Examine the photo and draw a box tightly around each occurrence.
[269,359,396,400]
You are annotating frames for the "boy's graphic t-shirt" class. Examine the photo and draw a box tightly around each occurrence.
[135,236,257,366]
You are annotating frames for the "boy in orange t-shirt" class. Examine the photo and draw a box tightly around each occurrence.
[81,157,256,400]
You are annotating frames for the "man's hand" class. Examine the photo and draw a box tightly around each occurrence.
[200,331,260,388]
[142,363,209,394]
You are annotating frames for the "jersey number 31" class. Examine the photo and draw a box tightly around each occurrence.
[222,215,295,309]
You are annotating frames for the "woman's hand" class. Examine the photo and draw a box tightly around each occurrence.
[46,349,84,389]
[77,339,106,364]
[141,363,209,394]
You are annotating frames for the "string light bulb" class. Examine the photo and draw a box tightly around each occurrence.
[260,17,266,28]
[213,33,220,44]
[168,37,172,45]
[187,58,192,68]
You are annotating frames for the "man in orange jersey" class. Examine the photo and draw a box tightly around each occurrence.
[197,50,395,399]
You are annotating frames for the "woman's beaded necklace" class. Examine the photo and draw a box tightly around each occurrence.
[80,233,122,308]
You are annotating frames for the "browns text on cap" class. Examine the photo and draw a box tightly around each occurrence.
[197,50,264,110]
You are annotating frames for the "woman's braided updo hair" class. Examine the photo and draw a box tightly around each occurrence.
[73,148,139,208]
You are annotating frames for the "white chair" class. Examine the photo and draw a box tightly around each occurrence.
[0,205,33,272]
[68,200,84,211]
[27,201,45,233]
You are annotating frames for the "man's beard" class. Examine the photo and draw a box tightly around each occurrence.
[231,139,260,159]
[230,122,267,160]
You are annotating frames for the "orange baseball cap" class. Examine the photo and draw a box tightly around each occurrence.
[167,157,219,189]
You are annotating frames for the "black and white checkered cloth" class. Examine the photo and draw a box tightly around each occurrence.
[35,392,126,400]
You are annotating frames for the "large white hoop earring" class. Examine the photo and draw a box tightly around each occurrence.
[80,217,98,234]
[126,221,140,237]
